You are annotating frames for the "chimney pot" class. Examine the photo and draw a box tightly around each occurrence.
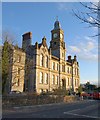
[22,32,32,40]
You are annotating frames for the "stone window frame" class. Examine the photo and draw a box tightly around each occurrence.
[44,73,48,84]
[67,67,69,73]
[62,64,65,72]
[57,63,59,71]
[40,54,44,67]
[52,62,55,70]
[55,76,58,85]
[40,72,43,84]
[45,55,48,68]
[67,78,70,86]
[52,75,55,84]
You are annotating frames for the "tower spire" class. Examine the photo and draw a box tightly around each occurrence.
[56,16,58,21]
[54,16,61,29]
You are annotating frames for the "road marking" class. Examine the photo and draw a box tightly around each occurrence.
[64,103,99,114]
[64,109,80,114]
[63,103,99,119]
[65,112,99,118]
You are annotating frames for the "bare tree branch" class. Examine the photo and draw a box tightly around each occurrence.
[72,2,100,36]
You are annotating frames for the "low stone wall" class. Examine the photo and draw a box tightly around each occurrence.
[64,96,77,103]
[2,95,77,109]
[2,95,63,108]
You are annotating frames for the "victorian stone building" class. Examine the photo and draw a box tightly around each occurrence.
[10,20,80,93]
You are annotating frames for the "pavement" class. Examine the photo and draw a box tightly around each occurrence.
[2,99,100,119]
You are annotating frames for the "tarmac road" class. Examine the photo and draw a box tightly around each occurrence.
[2,99,100,119]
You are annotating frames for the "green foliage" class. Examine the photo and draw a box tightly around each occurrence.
[52,87,69,96]
[2,41,12,94]
[78,85,83,94]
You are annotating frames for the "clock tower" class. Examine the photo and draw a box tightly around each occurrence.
[50,19,66,61]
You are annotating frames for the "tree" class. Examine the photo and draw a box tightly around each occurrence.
[52,87,68,96]
[2,41,12,94]
[78,85,83,96]
[2,31,18,94]
[2,31,34,94]
[2,30,17,45]
[73,2,100,36]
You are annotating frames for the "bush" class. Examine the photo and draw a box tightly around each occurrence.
[64,96,76,103]
[52,87,69,96]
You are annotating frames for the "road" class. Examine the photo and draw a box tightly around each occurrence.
[2,100,100,119]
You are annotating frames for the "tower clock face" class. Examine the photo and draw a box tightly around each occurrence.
[53,33,58,38]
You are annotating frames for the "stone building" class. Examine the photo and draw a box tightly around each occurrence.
[10,20,80,93]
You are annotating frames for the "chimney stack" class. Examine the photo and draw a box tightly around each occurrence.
[68,55,71,60]
[22,32,32,51]
[22,32,32,40]
[68,55,72,62]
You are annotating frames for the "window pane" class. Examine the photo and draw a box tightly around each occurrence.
[40,72,43,83]
[45,56,48,68]
[40,54,44,66]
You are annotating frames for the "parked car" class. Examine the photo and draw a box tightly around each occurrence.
[93,92,100,100]
[81,92,91,99]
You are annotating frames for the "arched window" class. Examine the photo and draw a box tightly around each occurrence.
[73,68,75,75]
[40,54,44,66]
[45,56,48,68]
[44,73,48,84]
[55,76,58,85]
[67,67,69,73]
[62,65,65,72]
[52,75,55,84]
[75,79,77,86]
[67,78,70,86]
[40,72,43,84]
[52,62,55,70]
[57,63,59,71]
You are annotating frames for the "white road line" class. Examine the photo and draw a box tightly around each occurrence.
[64,109,80,114]
[65,112,99,118]
[64,103,99,114]
[63,103,99,119]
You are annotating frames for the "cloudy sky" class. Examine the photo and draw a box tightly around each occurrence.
[2,2,98,85]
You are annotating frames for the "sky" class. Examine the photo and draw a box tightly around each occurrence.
[2,2,98,85]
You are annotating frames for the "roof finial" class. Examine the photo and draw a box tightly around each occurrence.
[56,16,58,21]
[44,36,46,38]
